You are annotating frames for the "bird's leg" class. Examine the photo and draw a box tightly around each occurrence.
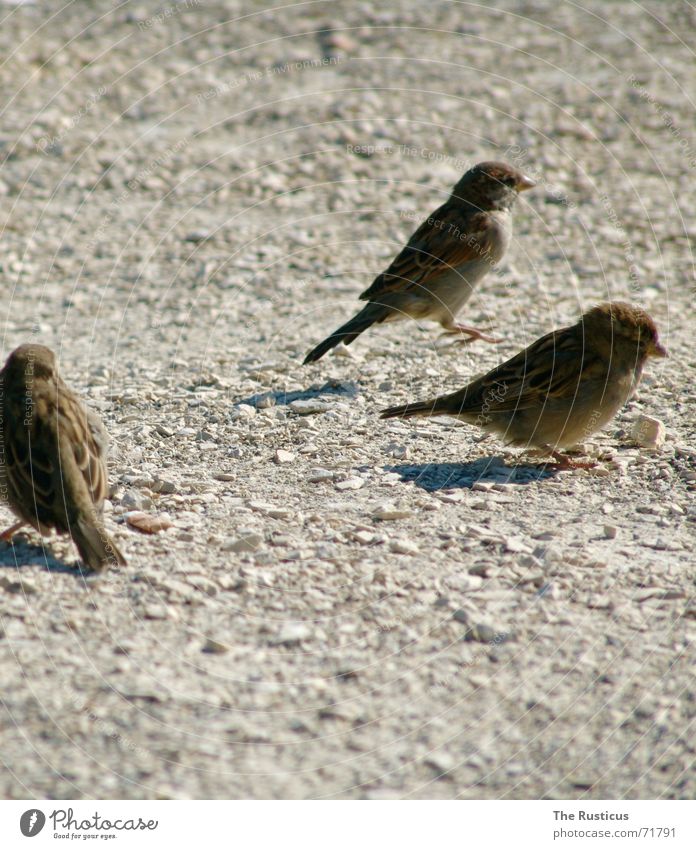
[0,521,26,542]
[526,446,597,470]
[439,320,502,345]
[547,451,597,471]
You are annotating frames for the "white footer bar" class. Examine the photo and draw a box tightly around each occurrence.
[1,800,694,848]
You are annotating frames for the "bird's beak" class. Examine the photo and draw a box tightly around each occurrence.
[516,173,537,192]
[649,340,668,358]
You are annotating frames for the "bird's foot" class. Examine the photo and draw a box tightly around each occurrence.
[546,451,598,471]
[441,323,502,345]
[0,521,26,543]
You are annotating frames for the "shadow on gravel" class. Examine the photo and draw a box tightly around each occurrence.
[386,455,557,491]
[0,537,82,575]
[235,379,359,409]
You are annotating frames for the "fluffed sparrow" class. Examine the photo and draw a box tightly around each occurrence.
[304,160,535,363]
[380,302,667,466]
[0,344,126,571]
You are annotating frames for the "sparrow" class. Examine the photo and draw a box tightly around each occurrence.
[303,160,536,363]
[380,302,667,466]
[0,344,126,571]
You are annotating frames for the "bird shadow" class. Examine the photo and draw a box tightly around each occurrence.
[385,455,557,491]
[235,378,359,409]
[0,535,84,575]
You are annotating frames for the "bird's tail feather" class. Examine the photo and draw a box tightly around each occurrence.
[303,303,390,364]
[73,517,126,571]
[380,397,444,420]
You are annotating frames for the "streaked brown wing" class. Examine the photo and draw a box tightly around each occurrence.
[454,327,597,414]
[360,205,498,302]
[57,390,108,508]
[3,385,59,527]
[3,381,108,530]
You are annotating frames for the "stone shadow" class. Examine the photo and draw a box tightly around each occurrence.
[235,378,359,409]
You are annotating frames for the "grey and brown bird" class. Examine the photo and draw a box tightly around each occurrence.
[0,344,126,571]
[303,160,536,363]
[380,302,667,466]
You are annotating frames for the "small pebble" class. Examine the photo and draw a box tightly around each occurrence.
[151,478,177,494]
[202,638,229,654]
[185,229,212,243]
[424,752,456,777]
[143,604,169,620]
[309,469,334,483]
[390,538,419,555]
[335,477,364,491]
[290,399,331,415]
[273,623,312,645]
[0,576,38,595]
[372,503,413,521]
[230,404,256,420]
[631,415,665,449]
[331,343,355,359]
[223,533,263,553]
[353,530,375,545]
[464,623,499,643]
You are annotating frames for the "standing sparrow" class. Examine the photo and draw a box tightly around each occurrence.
[303,160,535,363]
[380,302,667,466]
[0,344,126,570]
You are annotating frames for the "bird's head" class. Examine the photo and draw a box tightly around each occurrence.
[452,160,536,210]
[2,344,58,385]
[582,302,668,362]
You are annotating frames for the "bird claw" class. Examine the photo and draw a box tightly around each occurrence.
[440,324,502,345]
[0,522,25,543]
[546,452,598,471]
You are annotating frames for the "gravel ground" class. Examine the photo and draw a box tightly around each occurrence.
[0,0,694,800]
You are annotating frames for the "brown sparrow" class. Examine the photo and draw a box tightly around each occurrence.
[0,344,126,571]
[304,160,535,363]
[380,302,667,466]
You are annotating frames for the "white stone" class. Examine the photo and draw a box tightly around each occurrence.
[267,508,292,520]
[631,415,665,449]
[353,530,375,545]
[424,752,456,775]
[274,623,312,645]
[372,503,413,521]
[504,536,533,554]
[289,399,331,415]
[256,394,276,409]
[309,469,334,483]
[275,449,295,464]
[385,442,409,459]
[335,477,364,491]
[444,574,483,592]
[390,539,419,555]
[331,342,355,358]
[230,404,256,420]
[248,501,276,514]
